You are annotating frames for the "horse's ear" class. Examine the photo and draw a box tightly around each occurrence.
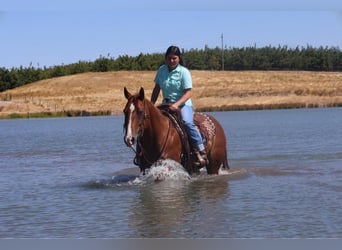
[138,87,145,101]
[124,87,131,99]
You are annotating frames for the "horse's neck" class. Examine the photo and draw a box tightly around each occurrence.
[143,100,169,142]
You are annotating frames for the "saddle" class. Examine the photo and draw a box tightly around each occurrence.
[158,104,216,170]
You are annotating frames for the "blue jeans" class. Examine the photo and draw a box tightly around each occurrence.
[180,105,205,151]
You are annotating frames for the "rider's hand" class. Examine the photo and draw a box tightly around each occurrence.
[170,104,179,111]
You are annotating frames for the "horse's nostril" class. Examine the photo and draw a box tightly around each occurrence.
[124,136,135,147]
[124,137,130,146]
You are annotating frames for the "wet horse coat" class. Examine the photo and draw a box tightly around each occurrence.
[123,87,229,175]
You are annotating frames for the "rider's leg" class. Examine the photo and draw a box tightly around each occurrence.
[180,105,208,167]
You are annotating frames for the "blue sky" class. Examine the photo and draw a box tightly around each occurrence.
[1,0,342,69]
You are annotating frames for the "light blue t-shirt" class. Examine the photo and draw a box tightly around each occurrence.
[154,64,193,106]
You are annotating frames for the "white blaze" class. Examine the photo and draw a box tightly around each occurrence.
[125,103,135,145]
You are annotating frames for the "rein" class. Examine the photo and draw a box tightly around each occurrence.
[128,99,172,165]
[138,119,172,165]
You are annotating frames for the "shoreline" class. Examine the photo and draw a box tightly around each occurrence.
[1,103,341,120]
[1,70,341,119]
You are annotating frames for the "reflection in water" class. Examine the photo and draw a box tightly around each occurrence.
[129,174,230,238]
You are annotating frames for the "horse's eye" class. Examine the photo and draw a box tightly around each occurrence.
[137,109,144,117]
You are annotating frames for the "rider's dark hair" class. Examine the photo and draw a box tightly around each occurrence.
[165,45,183,65]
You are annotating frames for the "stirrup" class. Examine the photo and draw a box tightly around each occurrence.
[194,150,208,167]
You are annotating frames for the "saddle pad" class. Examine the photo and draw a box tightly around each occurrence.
[194,112,216,144]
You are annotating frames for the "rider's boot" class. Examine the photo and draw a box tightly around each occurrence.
[194,150,209,167]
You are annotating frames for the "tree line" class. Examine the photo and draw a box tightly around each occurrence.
[1,45,341,92]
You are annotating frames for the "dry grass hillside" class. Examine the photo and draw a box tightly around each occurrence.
[1,70,342,118]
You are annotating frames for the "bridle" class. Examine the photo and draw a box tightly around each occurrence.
[124,98,172,165]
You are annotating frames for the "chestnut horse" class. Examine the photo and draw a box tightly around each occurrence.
[123,87,229,175]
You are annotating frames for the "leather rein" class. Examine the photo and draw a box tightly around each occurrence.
[128,99,172,165]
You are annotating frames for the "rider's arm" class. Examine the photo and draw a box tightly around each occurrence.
[173,88,192,109]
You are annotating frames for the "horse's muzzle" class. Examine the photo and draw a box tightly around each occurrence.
[124,135,135,147]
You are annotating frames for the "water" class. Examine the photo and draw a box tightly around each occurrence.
[0,108,341,238]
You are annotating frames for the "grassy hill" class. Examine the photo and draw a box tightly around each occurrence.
[1,70,342,118]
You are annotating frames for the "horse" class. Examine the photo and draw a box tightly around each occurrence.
[123,87,229,175]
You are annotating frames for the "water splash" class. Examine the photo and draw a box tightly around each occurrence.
[86,160,247,189]
[114,159,191,185]
[85,159,191,188]
[142,159,191,182]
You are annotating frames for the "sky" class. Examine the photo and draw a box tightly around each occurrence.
[1,0,342,69]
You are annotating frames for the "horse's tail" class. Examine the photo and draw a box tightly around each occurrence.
[223,152,230,169]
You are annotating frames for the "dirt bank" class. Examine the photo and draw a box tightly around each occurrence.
[1,70,342,118]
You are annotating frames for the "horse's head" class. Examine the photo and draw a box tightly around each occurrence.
[123,87,147,147]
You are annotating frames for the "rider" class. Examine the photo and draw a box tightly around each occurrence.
[151,45,208,167]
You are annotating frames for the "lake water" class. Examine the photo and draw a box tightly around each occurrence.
[0,108,341,238]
